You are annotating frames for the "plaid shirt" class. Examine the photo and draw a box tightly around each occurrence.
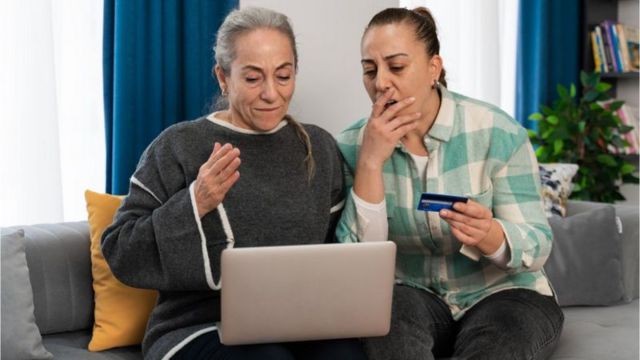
[336,88,554,319]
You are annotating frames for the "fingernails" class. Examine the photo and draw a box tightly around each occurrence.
[441,210,449,216]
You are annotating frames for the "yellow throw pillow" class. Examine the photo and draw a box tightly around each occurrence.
[84,190,158,351]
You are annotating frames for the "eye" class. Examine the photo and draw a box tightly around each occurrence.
[277,75,291,81]
[363,68,376,78]
[246,77,259,83]
[390,65,404,73]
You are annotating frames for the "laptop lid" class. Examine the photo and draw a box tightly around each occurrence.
[218,241,396,345]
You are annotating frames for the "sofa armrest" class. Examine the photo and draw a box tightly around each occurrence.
[615,204,639,301]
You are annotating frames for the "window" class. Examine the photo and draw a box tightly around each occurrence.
[0,0,105,226]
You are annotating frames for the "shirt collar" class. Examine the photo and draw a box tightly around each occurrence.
[426,86,456,143]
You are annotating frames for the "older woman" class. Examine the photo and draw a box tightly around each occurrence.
[337,7,564,360]
[102,7,365,360]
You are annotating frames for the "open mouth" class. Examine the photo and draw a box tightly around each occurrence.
[383,99,398,111]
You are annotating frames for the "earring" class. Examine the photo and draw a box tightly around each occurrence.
[221,87,228,97]
[431,79,440,90]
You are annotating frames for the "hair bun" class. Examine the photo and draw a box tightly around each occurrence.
[412,6,436,23]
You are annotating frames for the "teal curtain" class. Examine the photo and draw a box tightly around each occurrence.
[515,0,581,130]
[103,0,237,194]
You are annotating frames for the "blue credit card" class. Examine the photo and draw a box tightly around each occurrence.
[417,192,469,212]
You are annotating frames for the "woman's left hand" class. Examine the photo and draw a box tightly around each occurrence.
[439,200,504,255]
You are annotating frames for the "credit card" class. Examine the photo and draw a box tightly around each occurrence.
[417,192,468,212]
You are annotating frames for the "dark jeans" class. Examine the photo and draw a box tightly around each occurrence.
[171,331,367,360]
[364,285,564,360]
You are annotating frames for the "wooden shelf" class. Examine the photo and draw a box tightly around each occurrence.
[600,72,640,79]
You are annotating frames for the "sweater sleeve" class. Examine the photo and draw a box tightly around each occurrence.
[101,131,231,292]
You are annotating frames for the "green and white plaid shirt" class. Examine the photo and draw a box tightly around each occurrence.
[336,87,554,319]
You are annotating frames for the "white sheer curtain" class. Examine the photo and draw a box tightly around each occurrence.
[399,0,518,117]
[0,0,105,226]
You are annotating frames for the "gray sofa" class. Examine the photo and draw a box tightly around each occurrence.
[1,200,638,359]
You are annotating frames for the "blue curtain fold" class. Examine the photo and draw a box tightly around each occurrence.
[515,0,581,130]
[103,0,237,194]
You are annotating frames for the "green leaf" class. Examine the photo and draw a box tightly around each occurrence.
[527,129,538,139]
[621,163,637,175]
[620,125,634,134]
[570,84,576,97]
[595,82,613,93]
[609,100,624,111]
[557,84,569,99]
[584,90,599,102]
[580,71,589,86]
[596,154,617,167]
[553,139,564,154]
[578,121,586,132]
[528,113,544,121]
[546,115,559,125]
[541,105,554,116]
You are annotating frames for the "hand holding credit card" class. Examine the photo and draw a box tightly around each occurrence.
[417,192,468,212]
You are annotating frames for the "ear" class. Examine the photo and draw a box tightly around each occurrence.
[429,55,443,82]
[214,64,227,91]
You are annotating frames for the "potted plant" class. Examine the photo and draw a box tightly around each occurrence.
[528,71,639,203]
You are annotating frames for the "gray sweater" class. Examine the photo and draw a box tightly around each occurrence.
[101,116,344,359]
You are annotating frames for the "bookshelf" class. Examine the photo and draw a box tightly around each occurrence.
[582,0,639,205]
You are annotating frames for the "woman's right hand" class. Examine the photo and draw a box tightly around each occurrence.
[194,143,241,218]
[358,89,421,170]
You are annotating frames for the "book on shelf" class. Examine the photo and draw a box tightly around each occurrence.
[616,24,633,72]
[604,20,624,72]
[590,21,640,74]
[624,25,640,71]
[591,30,606,72]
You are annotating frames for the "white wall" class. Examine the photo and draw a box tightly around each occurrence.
[240,0,398,135]
[618,0,639,205]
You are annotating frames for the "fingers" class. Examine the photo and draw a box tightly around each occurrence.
[388,112,421,136]
[452,200,492,219]
[380,96,416,120]
[203,143,235,170]
[210,148,240,180]
[372,88,395,117]
[444,218,486,242]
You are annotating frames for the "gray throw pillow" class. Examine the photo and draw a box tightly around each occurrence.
[545,205,625,306]
[1,229,53,359]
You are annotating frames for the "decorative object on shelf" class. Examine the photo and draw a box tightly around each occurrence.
[528,71,639,203]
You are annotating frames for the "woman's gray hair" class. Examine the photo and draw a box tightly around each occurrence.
[214,7,298,76]
[212,7,315,181]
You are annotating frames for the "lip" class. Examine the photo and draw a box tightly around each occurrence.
[383,99,398,110]
[255,106,281,112]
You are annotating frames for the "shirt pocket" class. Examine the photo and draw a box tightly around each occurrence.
[466,185,493,209]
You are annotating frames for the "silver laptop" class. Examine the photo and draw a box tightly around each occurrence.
[218,241,396,345]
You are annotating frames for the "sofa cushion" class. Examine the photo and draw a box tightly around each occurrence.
[545,204,625,306]
[1,229,53,359]
[15,222,95,334]
[550,300,639,360]
[85,190,158,351]
[43,330,141,360]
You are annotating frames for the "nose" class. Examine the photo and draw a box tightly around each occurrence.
[374,68,391,94]
[260,77,277,103]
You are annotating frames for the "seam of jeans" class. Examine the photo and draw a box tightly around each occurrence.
[527,309,564,360]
